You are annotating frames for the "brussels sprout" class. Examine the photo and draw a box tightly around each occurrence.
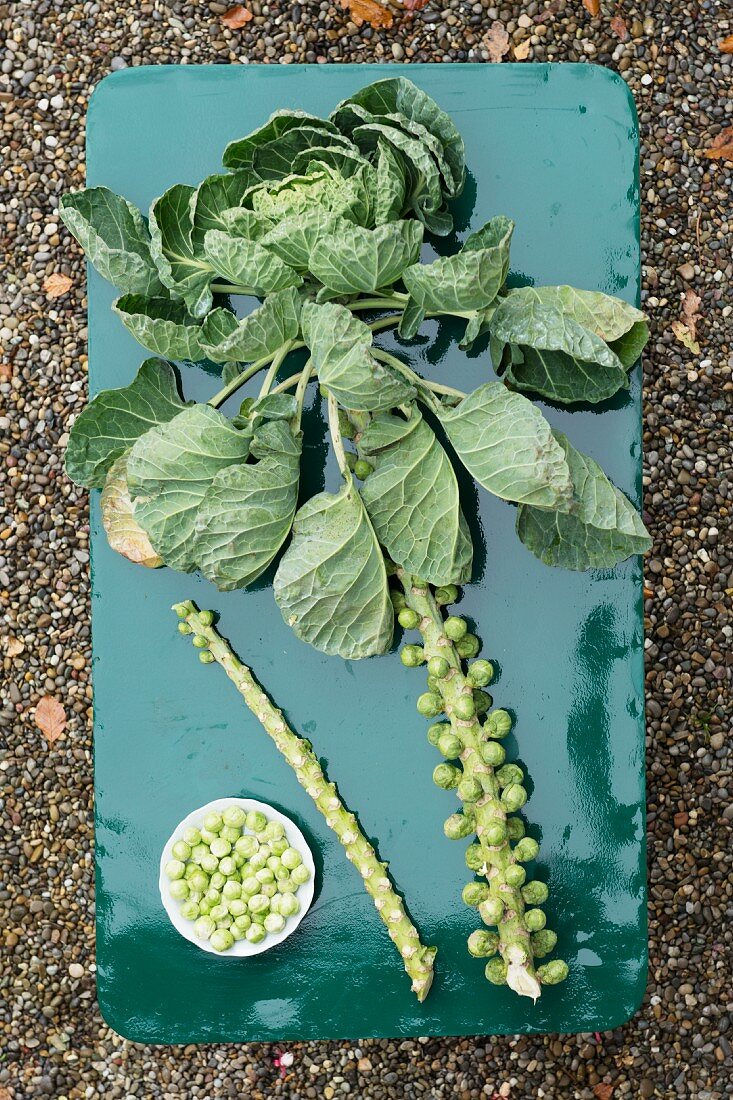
[537,960,569,985]
[452,695,475,721]
[478,896,504,925]
[437,731,463,759]
[456,634,480,659]
[497,763,524,788]
[514,837,540,862]
[164,859,185,881]
[462,881,489,907]
[486,709,512,738]
[192,634,208,649]
[427,722,448,746]
[169,878,189,901]
[264,911,286,934]
[434,584,459,606]
[443,812,475,840]
[183,827,202,847]
[398,608,420,630]
[483,820,507,846]
[444,616,467,641]
[524,907,546,931]
[178,621,193,635]
[401,644,425,668]
[481,741,506,767]
[354,459,374,480]
[428,655,450,679]
[210,837,232,859]
[433,763,460,790]
[203,812,223,834]
[522,880,549,906]
[465,844,484,872]
[484,958,509,985]
[417,692,444,718]
[531,929,558,958]
[194,915,215,941]
[467,660,494,688]
[199,649,215,664]
[246,810,268,833]
[198,610,215,627]
[502,784,528,812]
[290,863,311,886]
[390,590,407,612]
[504,863,526,888]
[179,900,200,922]
[506,816,526,841]
[472,689,493,715]
[245,922,266,944]
[172,840,192,861]
[278,891,300,917]
[457,776,482,802]
[467,930,499,957]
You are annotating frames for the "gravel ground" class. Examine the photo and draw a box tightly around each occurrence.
[1,0,731,1096]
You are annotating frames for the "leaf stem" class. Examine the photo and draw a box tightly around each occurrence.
[294,357,313,430]
[210,282,260,296]
[208,353,275,409]
[371,348,467,404]
[258,340,293,399]
[327,391,350,479]
[174,600,436,1002]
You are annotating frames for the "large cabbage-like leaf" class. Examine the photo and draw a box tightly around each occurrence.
[491,290,629,404]
[516,432,651,569]
[127,405,252,572]
[65,358,186,489]
[113,295,205,361]
[505,285,646,343]
[372,137,407,225]
[59,187,164,298]
[254,128,359,181]
[437,382,572,509]
[222,111,340,171]
[360,410,473,585]
[203,230,303,294]
[100,453,163,568]
[196,420,302,590]
[192,170,259,233]
[301,302,414,411]
[260,210,343,273]
[149,185,215,318]
[351,123,449,234]
[199,288,301,364]
[403,217,513,313]
[290,149,375,227]
[309,219,423,295]
[274,477,393,659]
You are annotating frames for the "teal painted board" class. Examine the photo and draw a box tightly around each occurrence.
[88,63,647,1042]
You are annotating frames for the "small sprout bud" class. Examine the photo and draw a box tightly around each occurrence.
[428,655,451,679]
[504,863,526,888]
[484,958,508,985]
[443,616,467,641]
[467,659,494,687]
[198,610,214,627]
[354,459,374,480]
[411,576,428,589]
[433,763,460,790]
[338,409,356,440]
[434,584,459,606]
[417,692,444,718]
[398,607,420,630]
[192,634,208,649]
[481,741,506,767]
[467,929,499,958]
[443,812,475,840]
[437,731,463,759]
[537,959,569,985]
[531,929,558,958]
[456,634,480,659]
[178,622,193,635]
[172,603,188,618]
[465,843,484,871]
[345,451,358,472]
[401,644,425,668]
[514,837,540,862]
[199,650,215,664]
[452,694,476,721]
[427,722,448,747]
[522,880,549,906]
[472,689,493,715]
[497,763,524,788]
[501,783,528,811]
[457,776,482,803]
[426,674,440,691]
[478,895,504,925]
[486,709,512,738]
[506,816,526,841]
[484,820,507,846]
[524,907,547,931]
[390,590,407,612]
[462,881,489,907]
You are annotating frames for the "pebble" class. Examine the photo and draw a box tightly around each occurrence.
[1,1,730,1097]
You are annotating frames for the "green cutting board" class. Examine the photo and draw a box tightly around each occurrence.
[88,63,647,1042]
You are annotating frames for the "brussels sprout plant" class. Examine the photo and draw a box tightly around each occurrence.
[62,77,650,1001]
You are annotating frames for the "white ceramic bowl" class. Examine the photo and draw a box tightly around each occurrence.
[159,796,316,957]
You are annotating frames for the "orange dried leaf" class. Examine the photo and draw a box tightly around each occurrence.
[43,273,73,299]
[35,696,67,744]
[6,637,25,659]
[0,361,11,382]
[610,14,629,40]
[671,321,699,355]
[485,21,510,62]
[402,0,430,9]
[719,34,733,53]
[221,4,253,28]
[514,39,531,60]
[702,126,733,161]
[593,1087,615,1100]
[582,0,600,15]
[341,0,394,27]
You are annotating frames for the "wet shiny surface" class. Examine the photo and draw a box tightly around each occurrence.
[89,64,646,1042]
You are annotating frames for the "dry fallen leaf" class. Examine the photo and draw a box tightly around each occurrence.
[514,39,532,60]
[485,21,510,62]
[402,0,430,9]
[582,0,600,15]
[593,1086,615,1100]
[0,361,12,382]
[43,272,73,299]
[220,4,253,28]
[671,288,702,354]
[340,0,394,27]
[6,637,25,659]
[35,696,67,744]
[719,34,733,53]
[702,126,733,161]
[610,14,629,40]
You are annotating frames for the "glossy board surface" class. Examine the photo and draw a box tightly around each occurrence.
[88,63,647,1042]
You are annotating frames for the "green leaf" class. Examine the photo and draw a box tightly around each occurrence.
[332,77,465,197]
[127,404,252,573]
[203,230,303,294]
[360,409,473,585]
[199,288,301,363]
[100,452,164,569]
[403,217,512,313]
[259,210,342,273]
[290,149,376,227]
[59,187,164,297]
[65,358,186,489]
[192,170,259,234]
[609,320,649,368]
[254,128,359,181]
[399,298,426,340]
[274,477,393,659]
[309,219,423,295]
[460,307,495,351]
[352,123,449,233]
[372,137,407,225]
[516,432,651,570]
[301,301,414,411]
[113,295,204,361]
[437,382,572,509]
[197,420,302,590]
[222,111,341,171]
[503,285,646,343]
[149,185,214,318]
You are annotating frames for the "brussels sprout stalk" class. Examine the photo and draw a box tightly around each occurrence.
[395,573,566,1000]
[173,599,436,1002]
